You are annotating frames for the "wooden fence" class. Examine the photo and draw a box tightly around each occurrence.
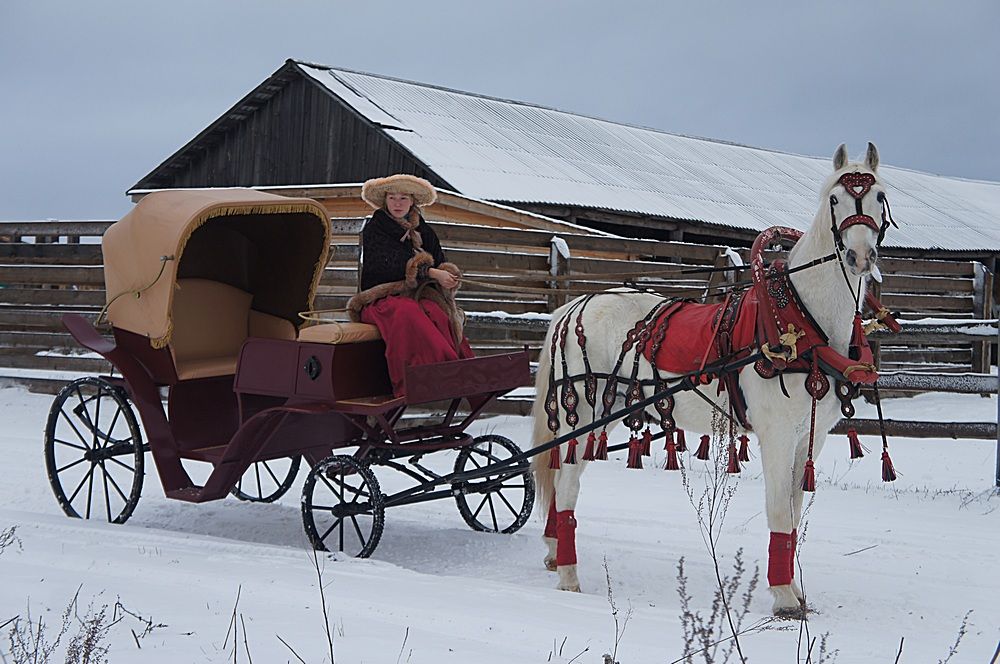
[0,217,994,384]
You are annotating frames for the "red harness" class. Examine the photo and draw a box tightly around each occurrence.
[642,225,900,429]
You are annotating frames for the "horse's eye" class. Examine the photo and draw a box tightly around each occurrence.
[829,195,838,206]
[877,191,885,202]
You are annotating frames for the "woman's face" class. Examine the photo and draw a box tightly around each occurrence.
[385,192,414,219]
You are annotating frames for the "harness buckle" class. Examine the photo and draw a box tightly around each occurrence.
[761,324,806,364]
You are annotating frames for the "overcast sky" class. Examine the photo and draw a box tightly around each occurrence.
[1,1,997,220]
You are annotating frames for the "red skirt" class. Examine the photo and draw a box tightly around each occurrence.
[361,295,475,396]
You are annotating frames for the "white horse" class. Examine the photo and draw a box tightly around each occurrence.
[530,143,888,616]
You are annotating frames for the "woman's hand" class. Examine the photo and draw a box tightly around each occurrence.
[428,267,459,290]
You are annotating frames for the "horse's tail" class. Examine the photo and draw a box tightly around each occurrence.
[530,336,556,517]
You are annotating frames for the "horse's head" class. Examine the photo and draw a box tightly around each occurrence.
[823,142,894,278]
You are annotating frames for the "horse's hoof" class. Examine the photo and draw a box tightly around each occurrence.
[544,557,557,572]
[774,605,808,621]
[557,583,581,593]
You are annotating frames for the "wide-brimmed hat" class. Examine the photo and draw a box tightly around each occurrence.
[361,174,437,209]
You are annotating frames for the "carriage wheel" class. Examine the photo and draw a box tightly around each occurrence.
[453,434,534,534]
[230,456,301,503]
[44,377,144,524]
[301,455,385,557]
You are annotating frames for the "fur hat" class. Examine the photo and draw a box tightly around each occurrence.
[361,174,437,209]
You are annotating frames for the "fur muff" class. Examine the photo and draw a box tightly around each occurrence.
[347,253,466,346]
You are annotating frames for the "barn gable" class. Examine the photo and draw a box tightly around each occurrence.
[133,61,450,193]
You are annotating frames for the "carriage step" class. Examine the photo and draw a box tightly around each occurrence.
[165,486,210,503]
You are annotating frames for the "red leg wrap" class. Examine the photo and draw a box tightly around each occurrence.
[790,529,797,581]
[768,531,795,587]
[555,510,577,566]
[544,498,558,539]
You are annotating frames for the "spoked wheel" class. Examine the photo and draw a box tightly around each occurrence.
[44,377,144,524]
[230,456,301,503]
[301,455,385,557]
[453,434,534,534]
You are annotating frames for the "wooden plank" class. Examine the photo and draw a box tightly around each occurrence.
[0,353,111,373]
[830,419,995,439]
[0,265,105,286]
[879,349,970,364]
[0,310,82,329]
[0,243,103,265]
[879,257,974,277]
[446,249,550,273]
[873,372,997,394]
[0,331,77,348]
[880,274,973,294]
[0,288,105,306]
[880,293,972,313]
[0,221,112,236]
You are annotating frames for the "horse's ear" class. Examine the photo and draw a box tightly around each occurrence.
[865,142,880,171]
[833,144,848,171]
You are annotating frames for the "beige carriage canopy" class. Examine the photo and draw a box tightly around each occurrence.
[103,189,331,347]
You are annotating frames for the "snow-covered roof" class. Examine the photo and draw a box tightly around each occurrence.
[297,61,1000,252]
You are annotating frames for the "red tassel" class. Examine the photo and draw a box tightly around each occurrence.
[663,429,674,452]
[738,435,750,462]
[549,446,561,470]
[726,441,741,474]
[582,432,596,461]
[626,435,643,469]
[695,434,711,461]
[641,428,652,456]
[881,450,897,482]
[564,438,578,464]
[665,439,679,471]
[676,429,687,452]
[802,459,816,491]
[847,428,864,459]
[595,431,609,461]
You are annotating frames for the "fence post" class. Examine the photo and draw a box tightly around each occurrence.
[548,236,570,311]
[973,262,993,373]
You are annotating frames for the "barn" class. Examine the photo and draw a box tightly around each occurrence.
[132,59,1000,264]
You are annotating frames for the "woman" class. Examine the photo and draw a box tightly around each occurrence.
[347,174,474,397]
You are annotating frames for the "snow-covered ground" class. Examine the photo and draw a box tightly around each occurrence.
[1,384,998,663]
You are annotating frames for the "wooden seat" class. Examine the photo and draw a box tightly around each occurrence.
[170,278,296,380]
[298,322,382,345]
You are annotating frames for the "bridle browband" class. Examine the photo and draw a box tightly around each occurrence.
[829,171,898,250]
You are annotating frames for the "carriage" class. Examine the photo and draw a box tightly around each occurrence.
[43,189,535,557]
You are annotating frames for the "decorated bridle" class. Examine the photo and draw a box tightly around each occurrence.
[829,171,898,250]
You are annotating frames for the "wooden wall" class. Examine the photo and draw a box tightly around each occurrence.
[135,70,448,192]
